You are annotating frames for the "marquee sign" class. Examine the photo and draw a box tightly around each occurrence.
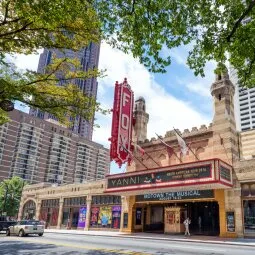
[107,165,211,189]
[105,159,233,194]
[136,190,214,202]
[109,78,134,167]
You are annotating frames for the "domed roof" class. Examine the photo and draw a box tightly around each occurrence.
[135,96,145,102]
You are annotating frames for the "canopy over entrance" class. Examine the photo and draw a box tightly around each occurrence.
[105,158,232,196]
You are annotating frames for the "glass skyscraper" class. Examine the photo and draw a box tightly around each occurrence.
[230,67,255,131]
[29,43,100,140]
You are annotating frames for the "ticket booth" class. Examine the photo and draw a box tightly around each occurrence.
[164,207,186,234]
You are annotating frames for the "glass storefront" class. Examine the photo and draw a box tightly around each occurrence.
[242,183,255,235]
[77,207,87,228]
[62,196,86,229]
[90,195,121,229]
[243,200,255,233]
[40,199,59,228]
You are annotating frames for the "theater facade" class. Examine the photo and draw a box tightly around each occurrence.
[18,71,255,237]
[19,181,122,231]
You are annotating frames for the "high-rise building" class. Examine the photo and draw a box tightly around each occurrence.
[0,110,110,184]
[230,67,255,131]
[29,43,100,140]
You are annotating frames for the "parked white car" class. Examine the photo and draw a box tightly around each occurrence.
[6,220,44,237]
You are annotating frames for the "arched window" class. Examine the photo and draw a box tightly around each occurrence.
[22,200,36,220]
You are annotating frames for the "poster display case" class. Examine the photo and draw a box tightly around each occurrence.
[164,207,185,234]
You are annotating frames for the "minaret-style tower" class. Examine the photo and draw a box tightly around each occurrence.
[133,97,149,143]
[211,67,243,237]
[210,67,239,163]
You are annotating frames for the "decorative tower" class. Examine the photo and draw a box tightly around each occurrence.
[210,67,239,163]
[211,67,243,237]
[133,97,149,143]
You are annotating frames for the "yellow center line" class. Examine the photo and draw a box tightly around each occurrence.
[6,237,152,255]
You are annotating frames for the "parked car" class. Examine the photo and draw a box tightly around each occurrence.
[6,220,44,237]
[0,216,17,232]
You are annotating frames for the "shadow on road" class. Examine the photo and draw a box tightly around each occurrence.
[0,240,135,255]
[0,241,57,255]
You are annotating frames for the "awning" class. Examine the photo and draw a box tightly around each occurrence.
[105,158,233,196]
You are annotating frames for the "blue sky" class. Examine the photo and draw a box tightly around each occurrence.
[13,43,216,174]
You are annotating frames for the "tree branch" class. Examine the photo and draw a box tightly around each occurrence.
[24,75,94,87]
[244,51,255,86]
[1,0,10,25]
[131,0,136,14]
[0,21,33,38]
[227,0,255,42]
[14,98,79,110]
[25,58,67,86]
[0,17,21,26]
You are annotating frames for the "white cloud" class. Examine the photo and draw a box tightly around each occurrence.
[163,42,195,67]
[10,51,42,71]
[185,61,217,98]
[163,43,217,99]
[93,43,211,149]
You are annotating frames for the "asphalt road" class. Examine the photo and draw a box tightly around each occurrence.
[0,232,255,255]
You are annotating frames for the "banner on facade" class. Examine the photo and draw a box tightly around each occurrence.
[98,206,112,227]
[90,207,100,227]
[77,207,87,228]
[112,206,121,229]
[51,208,59,226]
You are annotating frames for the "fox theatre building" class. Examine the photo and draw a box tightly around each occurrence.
[107,73,244,237]
[106,159,233,236]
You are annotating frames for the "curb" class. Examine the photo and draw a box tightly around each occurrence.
[44,230,255,247]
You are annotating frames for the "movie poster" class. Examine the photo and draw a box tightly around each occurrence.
[39,208,48,222]
[90,207,100,227]
[77,207,87,228]
[112,206,121,229]
[98,206,112,227]
[51,208,59,226]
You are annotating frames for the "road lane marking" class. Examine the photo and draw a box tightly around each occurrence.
[4,237,152,255]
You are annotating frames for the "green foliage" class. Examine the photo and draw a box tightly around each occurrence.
[0,176,26,217]
[1,0,255,126]
[96,0,255,87]
[0,0,100,56]
[0,56,108,126]
[0,0,107,125]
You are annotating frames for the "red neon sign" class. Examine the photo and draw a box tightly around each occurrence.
[109,78,134,167]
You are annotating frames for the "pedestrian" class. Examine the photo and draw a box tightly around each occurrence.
[184,217,191,236]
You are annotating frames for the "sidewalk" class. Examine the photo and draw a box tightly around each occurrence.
[44,229,255,247]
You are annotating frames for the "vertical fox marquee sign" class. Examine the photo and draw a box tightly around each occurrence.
[109,78,134,167]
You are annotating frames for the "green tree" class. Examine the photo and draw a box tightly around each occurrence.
[0,176,26,217]
[0,0,106,125]
[96,0,255,86]
[2,0,255,126]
